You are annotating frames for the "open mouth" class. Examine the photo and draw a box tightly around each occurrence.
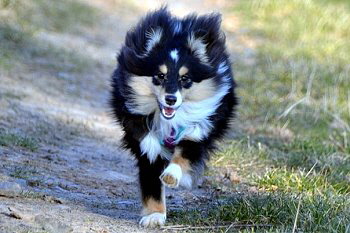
[159,103,177,120]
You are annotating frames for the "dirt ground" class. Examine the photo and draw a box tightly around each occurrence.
[0,0,251,232]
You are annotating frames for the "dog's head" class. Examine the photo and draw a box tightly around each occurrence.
[119,8,228,120]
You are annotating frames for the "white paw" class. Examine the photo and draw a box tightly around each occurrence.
[139,212,166,228]
[160,164,182,188]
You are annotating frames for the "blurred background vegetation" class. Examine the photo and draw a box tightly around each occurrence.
[0,0,98,70]
[0,0,349,232]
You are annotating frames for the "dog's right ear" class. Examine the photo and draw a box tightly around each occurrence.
[118,7,171,75]
[125,7,171,57]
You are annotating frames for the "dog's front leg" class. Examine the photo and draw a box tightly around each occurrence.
[160,147,193,189]
[138,156,167,227]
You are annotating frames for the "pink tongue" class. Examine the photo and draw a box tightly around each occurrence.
[164,107,174,115]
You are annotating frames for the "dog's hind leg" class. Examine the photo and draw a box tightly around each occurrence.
[138,156,167,227]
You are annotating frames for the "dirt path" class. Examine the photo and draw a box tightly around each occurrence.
[0,1,246,232]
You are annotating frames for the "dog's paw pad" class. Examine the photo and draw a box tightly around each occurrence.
[139,212,166,228]
[160,164,182,188]
[161,173,178,187]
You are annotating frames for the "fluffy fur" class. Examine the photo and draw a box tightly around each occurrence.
[110,8,238,227]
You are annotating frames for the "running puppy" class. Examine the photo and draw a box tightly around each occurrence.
[110,8,237,227]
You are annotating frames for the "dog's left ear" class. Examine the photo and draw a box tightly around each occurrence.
[187,13,226,65]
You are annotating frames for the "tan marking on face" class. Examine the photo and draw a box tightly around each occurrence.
[178,66,188,76]
[142,190,166,215]
[129,76,153,96]
[171,148,191,173]
[159,64,168,74]
[182,78,217,102]
[127,76,158,114]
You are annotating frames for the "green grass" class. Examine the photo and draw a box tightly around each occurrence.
[9,166,39,179]
[256,168,350,194]
[9,166,47,188]
[0,132,38,151]
[235,0,350,129]
[169,193,350,232]
[172,0,350,231]
[237,0,350,65]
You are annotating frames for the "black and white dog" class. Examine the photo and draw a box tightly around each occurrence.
[110,8,237,227]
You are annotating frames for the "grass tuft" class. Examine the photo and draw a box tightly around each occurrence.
[0,132,38,151]
[255,168,350,194]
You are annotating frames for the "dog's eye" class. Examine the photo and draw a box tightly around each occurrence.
[180,75,190,82]
[152,73,166,85]
[155,73,166,80]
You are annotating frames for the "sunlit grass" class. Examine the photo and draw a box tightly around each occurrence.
[237,0,350,65]
[234,0,350,131]
[236,58,350,140]
[169,193,350,232]
[256,168,350,194]
[231,0,350,190]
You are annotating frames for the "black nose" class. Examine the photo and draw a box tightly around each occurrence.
[165,95,177,106]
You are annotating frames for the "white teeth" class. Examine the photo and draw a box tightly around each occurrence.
[161,108,176,118]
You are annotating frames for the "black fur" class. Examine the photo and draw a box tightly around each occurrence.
[110,8,238,224]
